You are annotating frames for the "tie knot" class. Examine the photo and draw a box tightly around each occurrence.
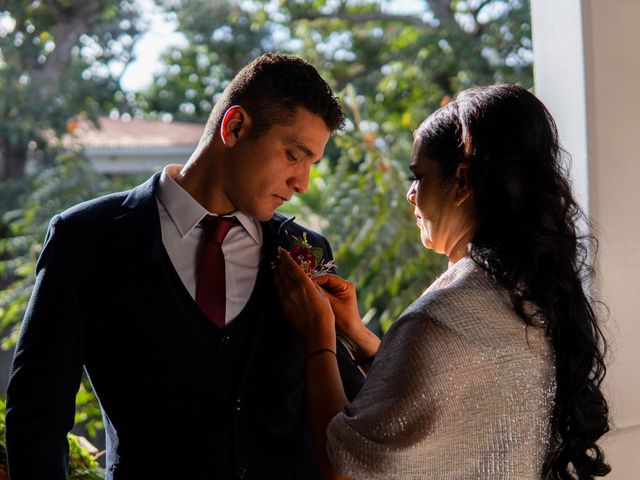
[201,216,238,243]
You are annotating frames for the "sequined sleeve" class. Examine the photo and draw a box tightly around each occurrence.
[325,258,555,479]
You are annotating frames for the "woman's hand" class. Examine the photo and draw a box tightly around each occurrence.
[312,274,361,337]
[276,250,350,480]
[314,274,381,367]
[274,247,336,353]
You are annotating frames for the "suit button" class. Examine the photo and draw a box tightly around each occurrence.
[236,466,247,479]
[221,334,231,345]
[235,397,242,412]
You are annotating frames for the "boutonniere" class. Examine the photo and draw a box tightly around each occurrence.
[285,232,336,275]
[273,219,336,276]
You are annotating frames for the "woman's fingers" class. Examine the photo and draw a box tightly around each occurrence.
[313,282,330,297]
[274,247,336,342]
[314,274,356,305]
[276,250,302,289]
[276,248,324,302]
[277,247,310,282]
[314,274,350,294]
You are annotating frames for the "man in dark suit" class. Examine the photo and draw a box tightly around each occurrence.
[6,53,363,479]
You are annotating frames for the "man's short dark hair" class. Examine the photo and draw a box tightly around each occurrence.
[205,52,345,139]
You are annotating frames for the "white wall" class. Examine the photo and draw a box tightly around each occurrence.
[85,146,196,175]
[531,0,640,478]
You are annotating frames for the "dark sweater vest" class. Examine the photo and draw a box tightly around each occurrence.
[161,251,320,479]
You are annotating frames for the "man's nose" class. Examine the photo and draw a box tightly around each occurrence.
[291,165,311,194]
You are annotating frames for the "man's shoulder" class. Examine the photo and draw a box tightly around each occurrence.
[57,174,157,228]
[60,190,129,220]
[52,191,131,239]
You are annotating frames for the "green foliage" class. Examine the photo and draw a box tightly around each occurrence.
[137,0,532,132]
[0,399,104,478]
[134,0,276,122]
[67,434,104,480]
[0,0,148,179]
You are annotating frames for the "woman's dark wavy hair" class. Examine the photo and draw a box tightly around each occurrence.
[414,84,610,479]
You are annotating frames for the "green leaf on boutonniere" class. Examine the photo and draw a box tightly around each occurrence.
[271,230,336,275]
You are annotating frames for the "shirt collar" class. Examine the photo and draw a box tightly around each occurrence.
[156,164,262,244]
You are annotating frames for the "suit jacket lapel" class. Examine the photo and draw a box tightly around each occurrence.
[261,213,294,265]
[114,173,221,376]
[238,215,303,397]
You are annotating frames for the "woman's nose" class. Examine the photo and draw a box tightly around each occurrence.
[406,181,417,205]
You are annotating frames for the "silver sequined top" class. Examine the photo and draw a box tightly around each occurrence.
[327,257,556,479]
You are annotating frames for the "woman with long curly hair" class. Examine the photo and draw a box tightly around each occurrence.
[275,83,610,479]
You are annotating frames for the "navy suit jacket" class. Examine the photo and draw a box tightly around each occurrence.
[6,173,363,479]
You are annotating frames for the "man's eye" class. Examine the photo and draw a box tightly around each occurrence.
[286,151,298,162]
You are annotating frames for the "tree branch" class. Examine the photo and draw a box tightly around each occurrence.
[31,0,103,100]
[332,51,406,92]
[426,0,460,31]
[475,0,495,16]
[290,10,431,31]
[470,0,494,37]
[289,1,468,37]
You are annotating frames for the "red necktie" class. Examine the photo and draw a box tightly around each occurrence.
[196,216,238,328]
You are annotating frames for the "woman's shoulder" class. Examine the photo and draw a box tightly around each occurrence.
[393,256,549,355]
[400,257,504,322]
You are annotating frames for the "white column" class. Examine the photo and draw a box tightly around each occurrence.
[531,0,590,210]
[531,1,640,478]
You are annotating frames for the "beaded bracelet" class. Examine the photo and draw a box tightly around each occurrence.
[304,348,337,363]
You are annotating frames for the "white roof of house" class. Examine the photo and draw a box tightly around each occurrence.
[64,116,205,149]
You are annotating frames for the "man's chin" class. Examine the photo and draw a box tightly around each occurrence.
[254,209,275,222]
[234,203,273,222]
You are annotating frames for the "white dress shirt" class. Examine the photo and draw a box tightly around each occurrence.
[155,164,263,325]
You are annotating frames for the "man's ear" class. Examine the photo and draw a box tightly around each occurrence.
[220,105,251,147]
[454,163,473,206]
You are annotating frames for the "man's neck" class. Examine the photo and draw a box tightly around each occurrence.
[177,150,235,215]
